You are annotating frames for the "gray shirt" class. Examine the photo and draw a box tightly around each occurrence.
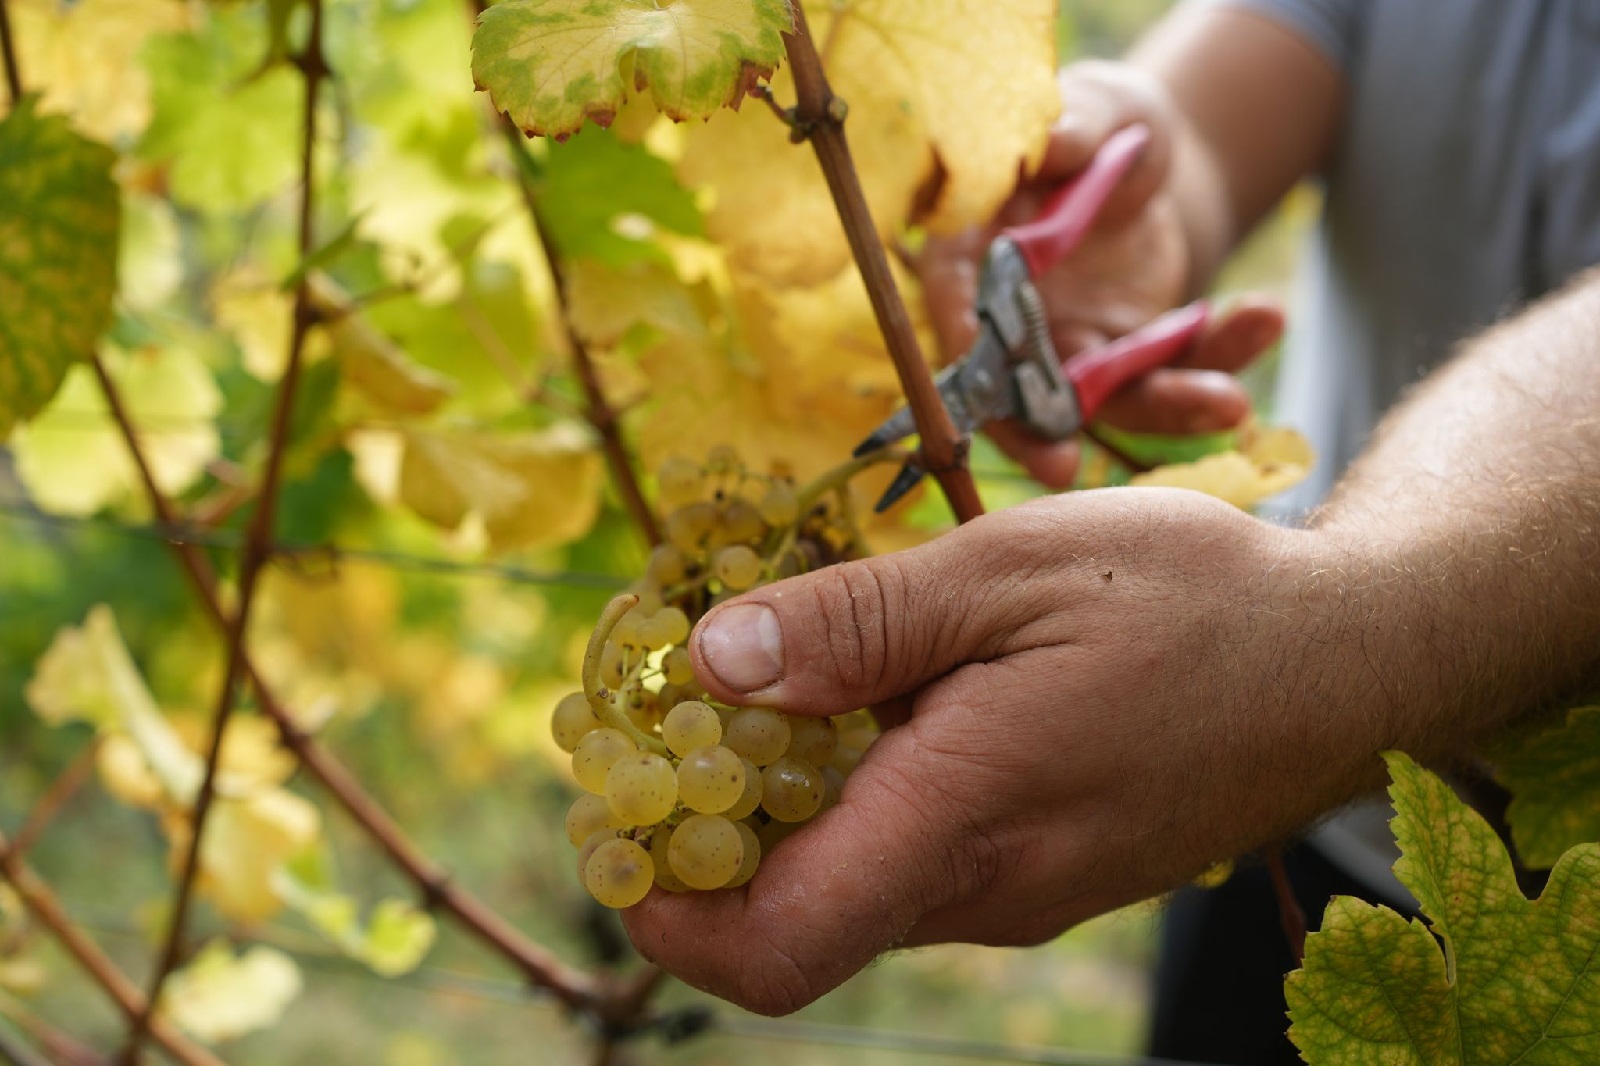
[1224,0,1600,511]
[1200,0,1600,900]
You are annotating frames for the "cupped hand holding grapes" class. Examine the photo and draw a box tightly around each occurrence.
[918,61,1284,486]
[621,489,1399,1015]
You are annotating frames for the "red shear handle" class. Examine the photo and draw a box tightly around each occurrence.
[1064,301,1210,422]
[1002,123,1152,279]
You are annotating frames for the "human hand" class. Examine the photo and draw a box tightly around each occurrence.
[622,489,1391,1015]
[917,61,1283,487]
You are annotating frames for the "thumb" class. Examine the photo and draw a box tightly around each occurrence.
[688,514,1038,715]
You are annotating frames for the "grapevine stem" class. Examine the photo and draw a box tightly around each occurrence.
[489,101,664,548]
[122,6,331,1061]
[0,834,225,1066]
[583,594,670,755]
[91,354,603,1011]
[0,0,20,107]
[86,21,603,1047]
[7,738,100,863]
[780,5,985,525]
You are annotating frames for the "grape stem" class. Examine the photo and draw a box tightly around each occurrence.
[779,6,985,525]
[584,593,670,756]
[761,449,905,564]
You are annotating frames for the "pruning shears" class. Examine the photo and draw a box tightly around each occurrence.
[855,123,1211,513]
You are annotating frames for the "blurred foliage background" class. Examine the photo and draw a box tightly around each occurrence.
[0,0,1311,1061]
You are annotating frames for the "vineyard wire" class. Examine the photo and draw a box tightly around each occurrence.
[0,499,627,590]
[54,907,1213,1066]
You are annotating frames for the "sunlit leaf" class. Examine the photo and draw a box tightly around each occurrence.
[118,191,183,311]
[362,900,437,977]
[10,0,189,142]
[198,790,321,923]
[1494,702,1600,869]
[471,0,793,139]
[0,97,120,438]
[398,424,604,552]
[164,941,302,1042]
[678,0,1059,285]
[308,277,456,416]
[1287,751,1600,1063]
[139,22,301,213]
[274,850,436,976]
[25,606,203,800]
[12,344,222,516]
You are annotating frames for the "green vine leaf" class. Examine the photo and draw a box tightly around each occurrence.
[1494,701,1600,869]
[0,96,120,440]
[471,0,794,139]
[1287,751,1600,1064]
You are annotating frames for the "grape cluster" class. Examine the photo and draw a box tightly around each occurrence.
[552,446,879,909]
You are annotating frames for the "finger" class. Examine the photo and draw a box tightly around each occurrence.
[688,515,1044,715]
[982,422,1083,489]
[915,230,986,362]
[621,730,988,1015]
[1096,369,1253,435]
[1040,62,1177,224]
[1085,298,1281,433]
[1178,296,1283,373]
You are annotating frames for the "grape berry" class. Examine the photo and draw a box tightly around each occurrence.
[554,448,880,908]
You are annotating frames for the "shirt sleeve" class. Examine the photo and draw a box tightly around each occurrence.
[1176,0,1368,75]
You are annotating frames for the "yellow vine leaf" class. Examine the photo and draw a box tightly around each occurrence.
[566,257,713,347]
[26,606,203,800]
[307,277,457,416]
[678,0,1059,286]
[10,0,189,142]
[194,791,321,923]
[164,941,302,1043]
[28,608,321,924]
[211,269,295,382]
[398,424,604,553]
[1127,425,1314,510]
[12,345,222,517]
[118,192,183,311]
[471,0,794,139]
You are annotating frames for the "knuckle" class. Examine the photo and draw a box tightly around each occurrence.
[811,557,902,694]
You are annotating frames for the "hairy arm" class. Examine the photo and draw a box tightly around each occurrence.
[1310,268,1600,753]
[1128,3,1347,291]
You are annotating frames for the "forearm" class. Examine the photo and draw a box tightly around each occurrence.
[1312,269,1600,754]
[1128,4,1344,293]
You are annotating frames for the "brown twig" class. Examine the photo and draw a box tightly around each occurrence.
[1264,846,1307,964]
[0,998,105,1066]
[91,367,601,1012]
[0,834,225,1066]
[781,5,984,525]
[122,10,332,1062]
[494,122,663,547]
[0,0,22,106]
[7,739,100,863]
